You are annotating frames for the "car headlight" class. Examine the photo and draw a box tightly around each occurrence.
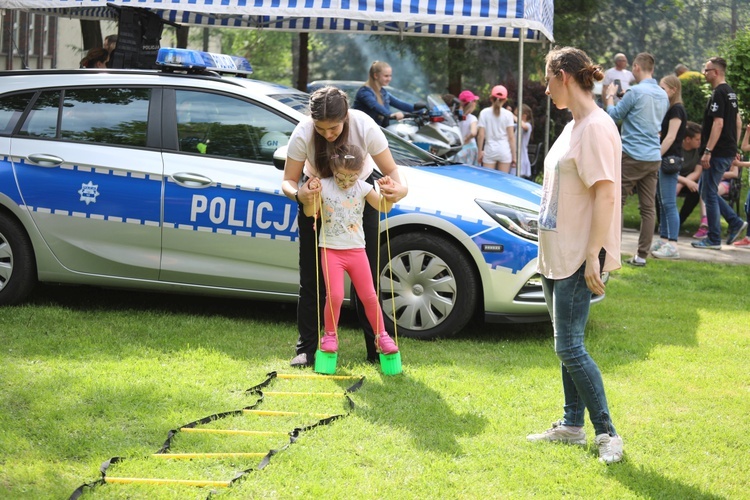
[476,199,538,241]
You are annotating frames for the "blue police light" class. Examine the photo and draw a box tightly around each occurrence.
[156,48,253,75]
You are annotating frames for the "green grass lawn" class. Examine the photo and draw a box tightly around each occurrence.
[1,246,748,498]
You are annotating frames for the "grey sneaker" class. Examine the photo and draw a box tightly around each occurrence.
[527,420,587,446]
[595,433,624,464]
[290,352,313,367]
[652,242,680,259]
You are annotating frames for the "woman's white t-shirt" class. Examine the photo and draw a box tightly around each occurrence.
[287,109,388,181]
[538,107,622,279]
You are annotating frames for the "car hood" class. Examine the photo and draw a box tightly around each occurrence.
[404,164,542,213]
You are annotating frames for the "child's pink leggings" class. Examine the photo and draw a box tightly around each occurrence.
[320,247,387,336]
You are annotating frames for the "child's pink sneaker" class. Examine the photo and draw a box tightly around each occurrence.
[320,333,338,353]
[375,333,399,355]
[692,226,708,239]
[733,236,750,248]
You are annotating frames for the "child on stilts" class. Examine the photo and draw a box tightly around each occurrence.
[303,144,399,355]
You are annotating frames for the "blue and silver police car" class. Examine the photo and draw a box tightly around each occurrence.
[0,48,558,340]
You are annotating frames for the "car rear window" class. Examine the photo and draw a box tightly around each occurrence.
[18,87,150,147]
[0,92,34,135]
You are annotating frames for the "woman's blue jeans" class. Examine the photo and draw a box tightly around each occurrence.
[658,168,680,241]
[541,265,617,437]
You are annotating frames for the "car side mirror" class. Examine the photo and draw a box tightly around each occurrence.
[273,145,288,171]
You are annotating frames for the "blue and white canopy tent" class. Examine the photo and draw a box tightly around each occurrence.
[0,0,554,164]
[0,0,553,42]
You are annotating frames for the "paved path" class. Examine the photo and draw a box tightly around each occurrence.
[621,228,750,266]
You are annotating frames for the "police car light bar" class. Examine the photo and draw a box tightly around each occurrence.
[156,48,253,76]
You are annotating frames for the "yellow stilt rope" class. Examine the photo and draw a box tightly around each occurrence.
[312,191,339,374]
[377,194,402,375]
[312,182,402,375]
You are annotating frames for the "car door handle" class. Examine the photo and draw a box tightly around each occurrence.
[27,153,64,167]
[171,172,213,188]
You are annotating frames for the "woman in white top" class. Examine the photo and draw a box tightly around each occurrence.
[526,46,624,464]
[476,85,516,172]
[282,87,408,367]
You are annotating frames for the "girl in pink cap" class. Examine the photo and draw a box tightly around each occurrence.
[452,90,480,165]
[477,85,517,172]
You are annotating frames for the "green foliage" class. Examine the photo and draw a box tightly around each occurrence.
[217,29,295,86]
[722,28,750,120]
[679,73,711,124]
[554,0,749,79]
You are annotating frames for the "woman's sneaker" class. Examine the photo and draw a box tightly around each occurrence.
[652,242,680,259]
[375,333,399,354]
[733,236,750,248]
[527,420,587,446]
[650,239,666,252]
[320,333,338,353]
[595,434,624,464]
[692,225,708,239]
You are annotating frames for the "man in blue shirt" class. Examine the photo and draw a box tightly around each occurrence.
[604,52,668,266]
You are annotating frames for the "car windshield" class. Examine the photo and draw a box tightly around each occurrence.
[267,91,446,167]
[268,93,310,114]
[381,127,446,166]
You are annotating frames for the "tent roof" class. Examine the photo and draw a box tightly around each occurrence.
[0,0,554,42]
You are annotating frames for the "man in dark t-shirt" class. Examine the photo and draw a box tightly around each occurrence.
[692,57,747,249]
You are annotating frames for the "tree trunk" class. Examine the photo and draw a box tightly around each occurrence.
[80,20,103,51]
[176,25,189,49]
[447,38,464,95]
[296,32,309,92]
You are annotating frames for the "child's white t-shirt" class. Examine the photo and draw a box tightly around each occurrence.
[318,178,373,250]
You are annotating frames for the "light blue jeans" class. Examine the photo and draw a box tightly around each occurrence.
[659,169,680,241]
[541,265,617,437]
[657,167,680,241]
[700,155,743,245]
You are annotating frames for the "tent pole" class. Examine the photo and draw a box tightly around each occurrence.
[516,32,524,177]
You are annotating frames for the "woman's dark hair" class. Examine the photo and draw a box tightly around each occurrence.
[80,47,110,68]
[545,46,604,92]
[309,86,350,178]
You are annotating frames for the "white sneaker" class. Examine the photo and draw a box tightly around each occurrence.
[650,239,666,252]
[527,420,587,446]
[595,434,624,464]
[652,242,680,259]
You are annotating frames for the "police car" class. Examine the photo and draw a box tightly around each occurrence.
[0,48,558,340]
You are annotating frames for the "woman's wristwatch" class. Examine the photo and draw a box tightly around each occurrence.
[704,148,712,155]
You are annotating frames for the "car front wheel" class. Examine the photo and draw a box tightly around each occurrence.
[0,214,36,305]
[379,233,478,340]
